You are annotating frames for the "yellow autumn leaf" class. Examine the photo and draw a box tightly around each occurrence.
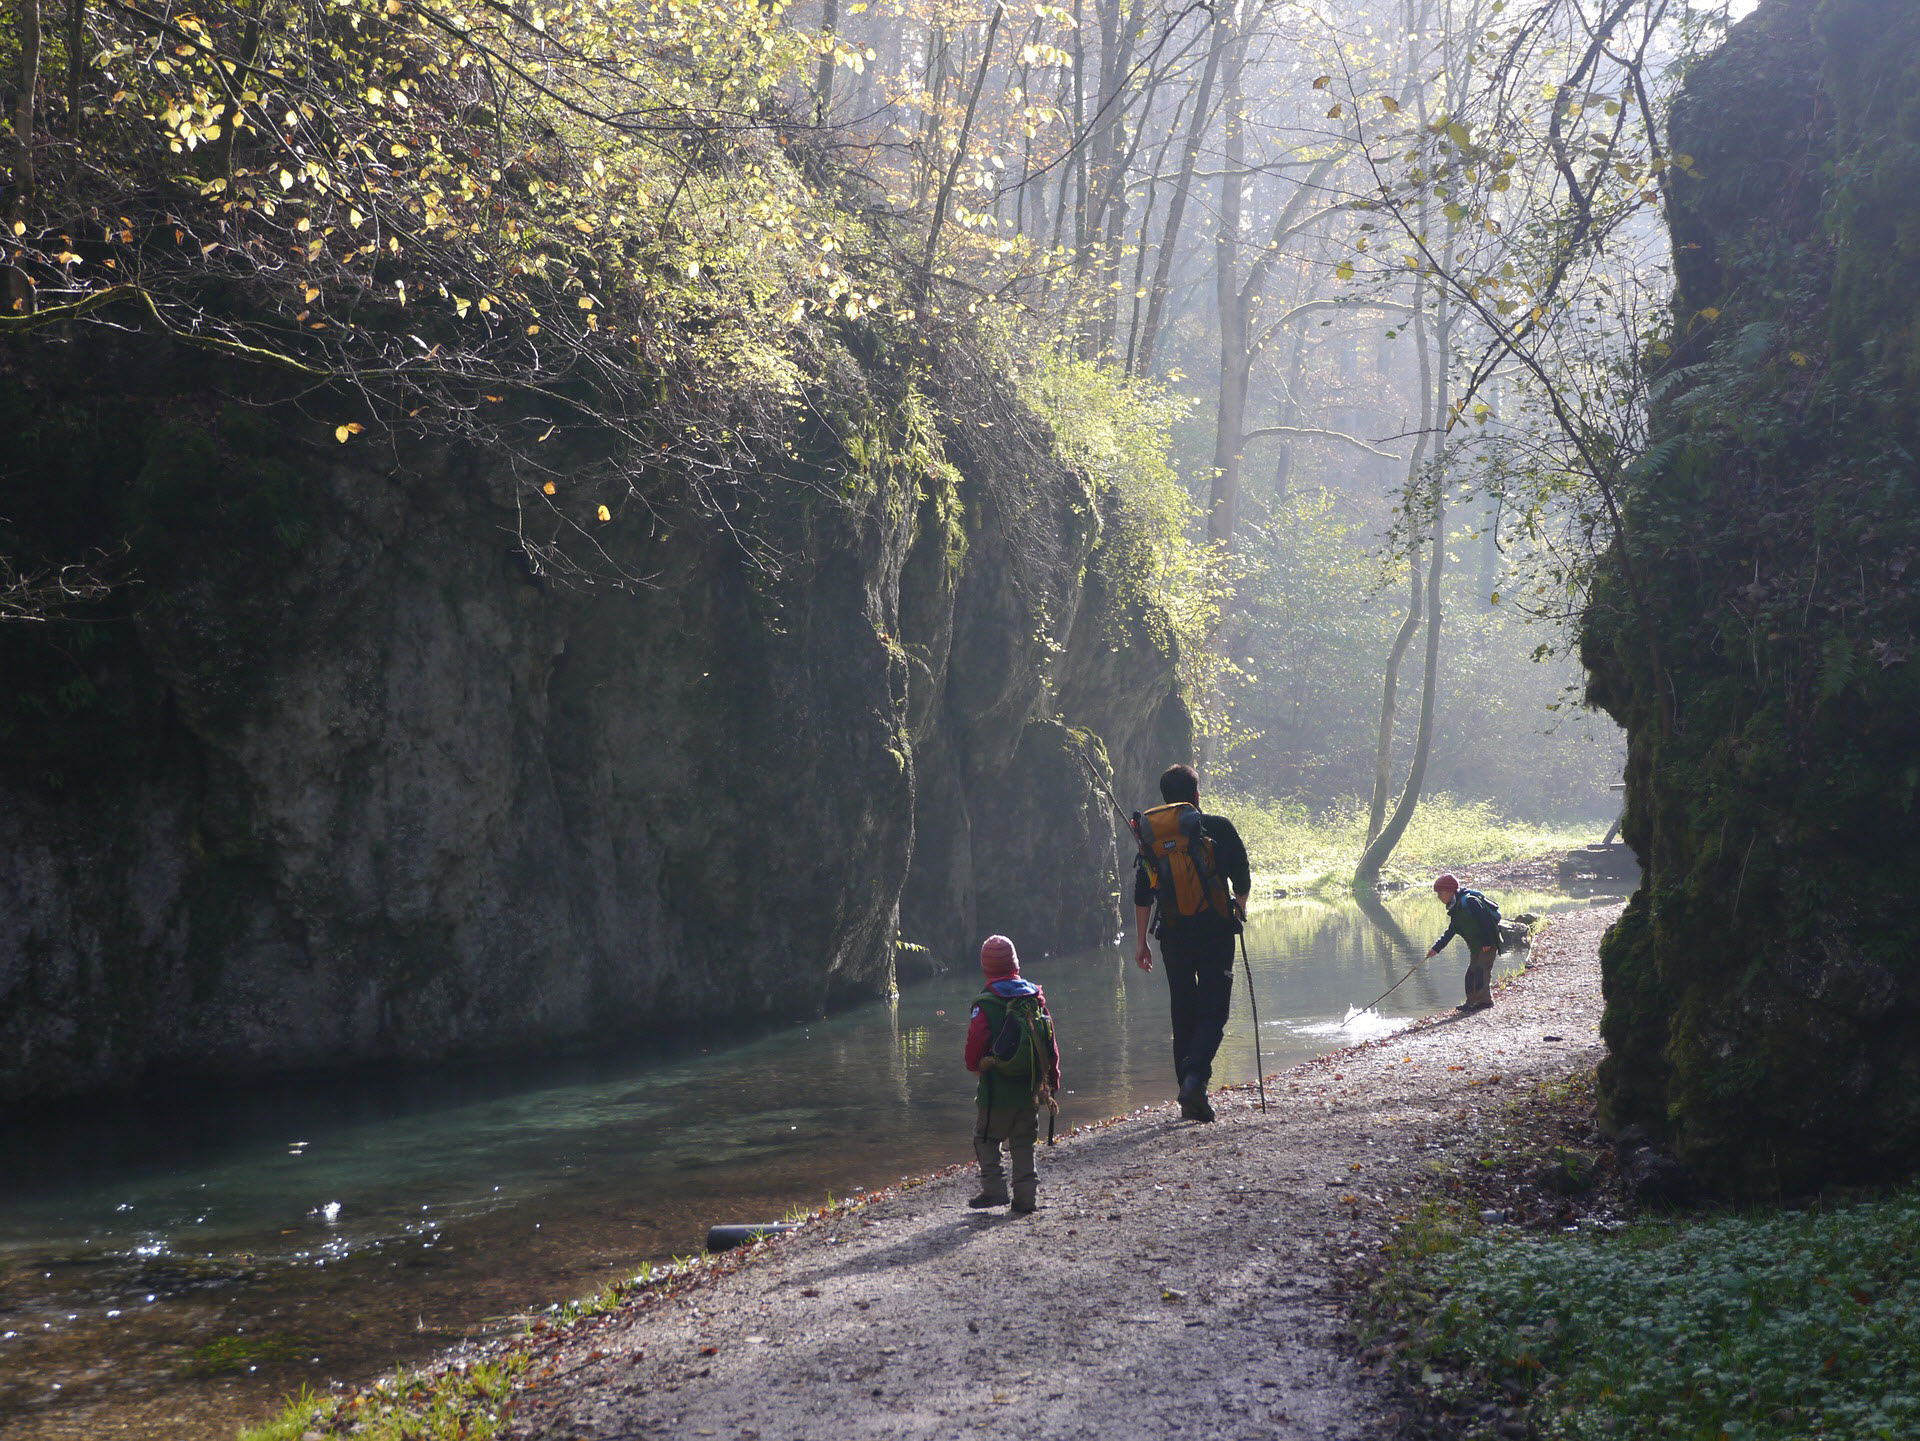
[596,504,611,522]
[1789,352,1810,367]
[1380,95,1401,114]
[543,481,557,495]
[334,422,365,443]
[1336,259,1355,281]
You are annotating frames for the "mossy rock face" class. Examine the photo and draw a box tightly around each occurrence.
[1582,0,1920,1195]
[0,326,1184,1101]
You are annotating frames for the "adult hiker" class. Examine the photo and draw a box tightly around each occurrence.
[1132,763,1250,1123]
[1424,873,1502,1012]
[963,935,1061,1214]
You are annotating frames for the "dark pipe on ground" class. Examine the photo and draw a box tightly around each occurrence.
[705,1223,798,1253]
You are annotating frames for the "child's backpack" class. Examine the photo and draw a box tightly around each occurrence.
[1457,888,1502,945]
[1133,802,1236,933]
[987,994,1054,1093]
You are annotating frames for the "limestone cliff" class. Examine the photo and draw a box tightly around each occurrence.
[1582,0,1920,1194]
[0,332,1185,1102]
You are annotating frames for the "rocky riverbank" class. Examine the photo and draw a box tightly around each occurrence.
[247,903,1623,1441]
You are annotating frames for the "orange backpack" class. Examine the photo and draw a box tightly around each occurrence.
[1132,803,1236,931]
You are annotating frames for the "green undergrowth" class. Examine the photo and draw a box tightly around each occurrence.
[238,1355,529,1441]
[180,1332,315,1378]
[1217,791,1603,893]
[1393,1186,1920,1441]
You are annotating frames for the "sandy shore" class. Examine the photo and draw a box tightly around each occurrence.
[490,903,1621,1441]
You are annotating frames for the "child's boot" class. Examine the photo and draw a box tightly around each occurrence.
[970,1138,1009,1208]
[1009,1142,1038,1214]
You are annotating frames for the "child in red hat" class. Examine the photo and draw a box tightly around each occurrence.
[963,935,1061,1213]
[1425,874,1502,1011]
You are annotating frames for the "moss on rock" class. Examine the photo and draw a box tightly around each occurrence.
[1583,0,1920,1195]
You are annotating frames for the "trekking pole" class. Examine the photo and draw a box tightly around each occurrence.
[1079,749,1149,892]
[1237,927,1268,1113]
[1078,749,1136,837]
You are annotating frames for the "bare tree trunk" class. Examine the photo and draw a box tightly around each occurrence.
[1070,0,1087,253]
[815,0,840,123]
[6,0,41,316]
[1123,83,1193,371]
[1089,67,1158,355]
[917,24,951,207]
[1367,270,1433,842]
[1080,0,1145,267]
[1357,473,1445,884]
[1356,264,1454,886]
[1012,23,1040,236]
[1046,55,1076,256]
[1134,9,1226,375]
[1207,16,1248,548]
[921,3,1004,294]
[1368,553,1425,843]
[64,0,83,136]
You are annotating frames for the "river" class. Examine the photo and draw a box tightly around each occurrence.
[0,885,1611,1439]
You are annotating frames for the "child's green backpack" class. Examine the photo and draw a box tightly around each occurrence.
[988,994,1053,1092]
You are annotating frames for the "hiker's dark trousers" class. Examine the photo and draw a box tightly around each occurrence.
[1464,944,1496,1008]
[975,1104,1040,1207]
[1162,930,1236,1087]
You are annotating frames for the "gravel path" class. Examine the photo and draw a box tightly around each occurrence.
[503,904,1621,1441]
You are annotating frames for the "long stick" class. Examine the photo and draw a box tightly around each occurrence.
[1237,928,1267,1112]
[1352,957,1426,1018]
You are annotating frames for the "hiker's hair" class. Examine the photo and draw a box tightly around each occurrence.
[1159,764,1200,806]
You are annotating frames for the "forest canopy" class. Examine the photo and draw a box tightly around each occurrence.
[0,0,1742,826]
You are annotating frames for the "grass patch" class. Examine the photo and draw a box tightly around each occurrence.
[179,1332,315,1377]
[1216,791,1603,893]
[239,1355,529,1441]
[1405,1185,1920,1440]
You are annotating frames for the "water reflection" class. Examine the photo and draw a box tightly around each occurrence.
[0,885,1580,1440]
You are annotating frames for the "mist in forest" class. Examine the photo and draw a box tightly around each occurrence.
[773,0,1744,822]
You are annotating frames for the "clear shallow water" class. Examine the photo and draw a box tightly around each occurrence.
[0,885,1606,1439]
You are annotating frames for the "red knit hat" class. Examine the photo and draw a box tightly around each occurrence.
[1433,873,1460,897]
[980,934,1019,979]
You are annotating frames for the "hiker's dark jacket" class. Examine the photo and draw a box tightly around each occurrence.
[1132,812,1251,940]
[1432,888,1500,953]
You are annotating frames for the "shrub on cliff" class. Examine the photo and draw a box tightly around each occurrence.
[2,0,926,588]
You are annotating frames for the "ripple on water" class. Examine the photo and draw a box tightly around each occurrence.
[1294,1009,1409,1044]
